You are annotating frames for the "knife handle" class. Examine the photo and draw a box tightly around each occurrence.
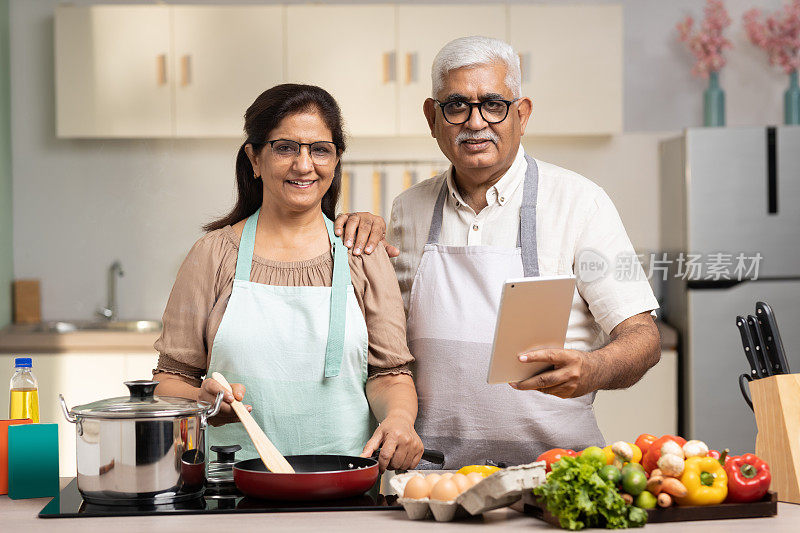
[736,316,761,379]
[748,315,772,377]
[756,301,791,374]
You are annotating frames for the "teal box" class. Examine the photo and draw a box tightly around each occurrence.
[8,423,59,499]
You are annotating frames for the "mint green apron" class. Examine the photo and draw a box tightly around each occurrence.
[206,209,371,460]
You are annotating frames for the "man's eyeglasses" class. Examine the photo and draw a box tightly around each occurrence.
[434,98,519,125]
[265,139,338,165]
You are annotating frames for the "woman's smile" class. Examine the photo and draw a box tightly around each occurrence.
[285,178,318,189]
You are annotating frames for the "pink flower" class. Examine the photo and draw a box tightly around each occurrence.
[744,0,800,74]
[676,0,733,78]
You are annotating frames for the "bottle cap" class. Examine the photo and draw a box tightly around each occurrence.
[14,357,32,368]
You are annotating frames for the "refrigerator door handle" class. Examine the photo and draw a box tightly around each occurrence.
[767,126,778,214]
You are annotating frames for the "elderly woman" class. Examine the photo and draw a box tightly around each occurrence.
[152,84,423,471]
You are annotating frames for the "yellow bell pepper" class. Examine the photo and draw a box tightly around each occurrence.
[457,465,500,476]
[677,456,728,506]
[603,443,642,465]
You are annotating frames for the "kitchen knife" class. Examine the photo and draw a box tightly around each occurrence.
[736,315,762,379]
[755,301,791,374]
[747,315,772,377]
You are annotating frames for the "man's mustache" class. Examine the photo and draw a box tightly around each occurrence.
[455,129,500,145]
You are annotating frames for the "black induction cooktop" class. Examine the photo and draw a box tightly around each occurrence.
[39,479,401,518]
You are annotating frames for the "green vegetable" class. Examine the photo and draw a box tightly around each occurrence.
[579,446,607,468]
[622,470,647,496]
[634,491,657,509]
[621,463,644,477]
[533,455,647,530]
[628,506,648,527]
[599,465,622,485]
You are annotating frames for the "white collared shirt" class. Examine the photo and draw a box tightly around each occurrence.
[388,146,658,350]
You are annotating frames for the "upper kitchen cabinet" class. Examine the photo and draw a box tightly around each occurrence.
[509,5,623,135]
[286,5,396,137]
[172,6,284,137]
[396,6,506,136]
[55,5,284,138]
[55,5,173,137]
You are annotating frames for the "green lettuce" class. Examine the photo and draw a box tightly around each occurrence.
[533,456,647,530]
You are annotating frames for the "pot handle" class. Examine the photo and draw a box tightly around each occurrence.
[59,394,78,423]
[201,391,224,427]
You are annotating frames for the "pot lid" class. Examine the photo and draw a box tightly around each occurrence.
[69,380,208,419]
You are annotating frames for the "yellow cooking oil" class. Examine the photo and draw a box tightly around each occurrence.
[9,388,39,422]
[10,357,39,422]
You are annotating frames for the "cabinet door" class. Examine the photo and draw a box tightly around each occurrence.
[396,6,506,136]
[172,6,284,137]
[509,5,622,135]
[286,5,396,136]
[55,6,173,137]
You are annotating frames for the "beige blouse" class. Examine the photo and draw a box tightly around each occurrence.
[153,225,414,387]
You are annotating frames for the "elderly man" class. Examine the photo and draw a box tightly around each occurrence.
[337,36,660,467]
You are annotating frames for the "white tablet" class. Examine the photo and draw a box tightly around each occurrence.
[486,275,576,384]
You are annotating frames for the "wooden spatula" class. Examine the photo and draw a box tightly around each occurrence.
[211,372,295,474]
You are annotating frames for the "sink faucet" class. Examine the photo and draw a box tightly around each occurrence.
[96,260,124,321]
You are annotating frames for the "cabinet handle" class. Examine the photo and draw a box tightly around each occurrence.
[405,52,417,84]
[382,51,396,84]
[372,170,383,214]
[180,55,192,87]
[157,54,167,85]
[518,52,530,84]
[341,171,351,213]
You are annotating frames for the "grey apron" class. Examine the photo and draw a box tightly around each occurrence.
[406,155,604,468]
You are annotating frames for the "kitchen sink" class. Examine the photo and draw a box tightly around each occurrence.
[18,320,162,334]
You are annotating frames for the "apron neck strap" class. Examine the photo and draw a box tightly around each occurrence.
[235,209,260,281]
[323,216,349,378]
[519,155,540,277]
[425,154,541,277]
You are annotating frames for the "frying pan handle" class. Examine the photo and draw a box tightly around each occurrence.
[371,448,445,466]
[421,449,445,465]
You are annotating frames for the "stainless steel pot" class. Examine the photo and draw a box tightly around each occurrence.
[59,380,222,505]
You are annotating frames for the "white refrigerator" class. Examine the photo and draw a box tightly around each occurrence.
[660,126,800,454]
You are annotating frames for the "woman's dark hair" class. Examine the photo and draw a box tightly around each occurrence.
[204,84,346,232]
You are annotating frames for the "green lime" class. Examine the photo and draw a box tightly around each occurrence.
[621,463,645,477]
[621,469,647,496]
[599,465,622,485]
[579,446,606,467]
[634,490,657,509]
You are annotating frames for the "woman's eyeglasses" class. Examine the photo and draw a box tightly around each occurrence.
[434,98,519,125]
[266,139,338,165]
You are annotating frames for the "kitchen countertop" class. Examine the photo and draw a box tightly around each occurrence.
[1,479,797,532]
[0,327,159,352]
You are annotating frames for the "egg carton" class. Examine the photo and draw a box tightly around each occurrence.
[391,462,547,522]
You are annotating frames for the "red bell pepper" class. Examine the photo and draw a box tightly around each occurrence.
[642,435,687,474]
[708,449,731,465]
[536,448,577,473]
[634,433,658,458]
[725,453,771,503]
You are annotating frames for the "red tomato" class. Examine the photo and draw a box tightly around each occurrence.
[642,435,687,474]
[536,448,577,472]
[634,434,658,458]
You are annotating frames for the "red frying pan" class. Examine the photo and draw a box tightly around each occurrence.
[233,449,444,500]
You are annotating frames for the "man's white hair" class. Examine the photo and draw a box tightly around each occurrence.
[431,36,521,99]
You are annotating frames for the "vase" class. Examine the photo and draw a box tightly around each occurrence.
[703,71,725,127]
[785,70,800,126]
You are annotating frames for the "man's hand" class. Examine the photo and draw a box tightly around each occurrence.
[510,348,596,398]
[360,414,424,472]
[333,212,399,257]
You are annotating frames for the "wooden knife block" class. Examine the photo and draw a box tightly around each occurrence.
[750,374,800,504]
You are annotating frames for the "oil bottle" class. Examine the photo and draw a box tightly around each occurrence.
[9,357,39,422]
